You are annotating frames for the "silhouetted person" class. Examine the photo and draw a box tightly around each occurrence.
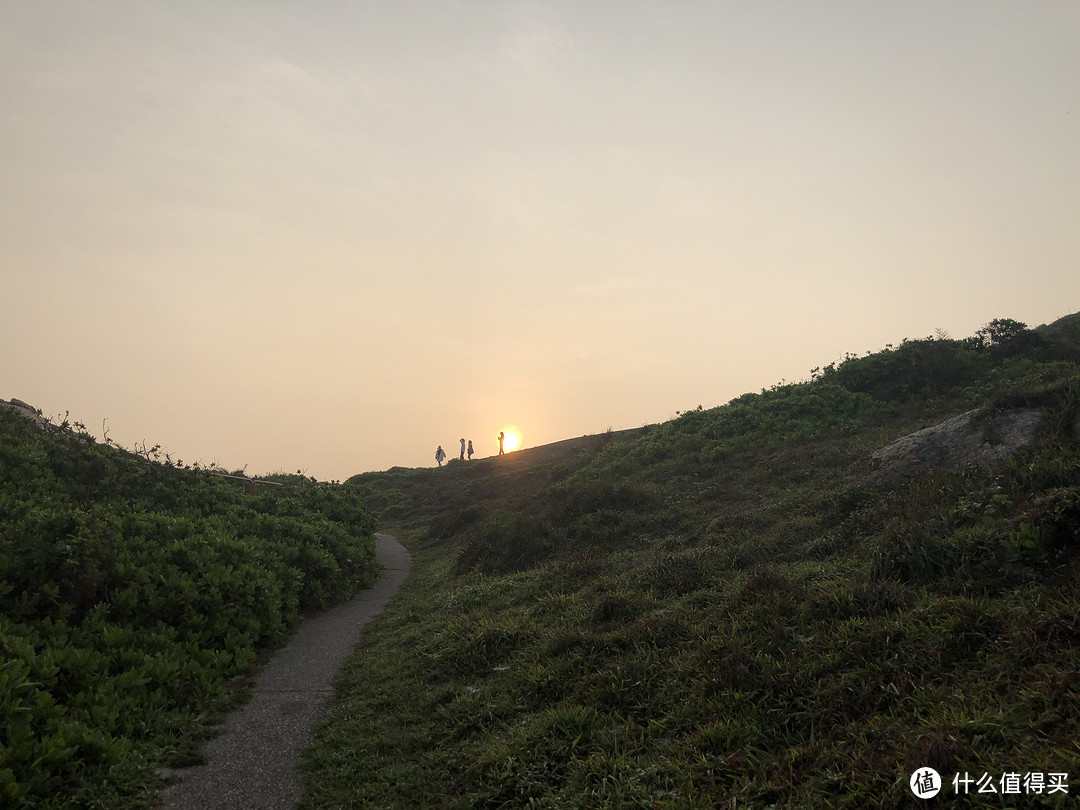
[498,431,505,455]
[459,438,466,460]
[467,439,474,460]
[435,445,446,466]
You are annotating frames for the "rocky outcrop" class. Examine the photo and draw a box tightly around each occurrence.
[0,398,50,430]
[868,408,1048,487]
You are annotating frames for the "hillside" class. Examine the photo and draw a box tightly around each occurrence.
[303,316,1080,808]
[0,414,380,808]
[3,315,1079,808]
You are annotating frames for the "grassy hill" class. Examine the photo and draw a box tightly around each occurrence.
[0,415,380,808]
[301,316,1080,808]
[3,314,1079,808]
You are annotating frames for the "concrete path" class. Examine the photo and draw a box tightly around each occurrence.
[159,532,412,810]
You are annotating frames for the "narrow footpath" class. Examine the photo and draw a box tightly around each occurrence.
[159,532,412,810]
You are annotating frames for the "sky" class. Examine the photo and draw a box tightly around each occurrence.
[2,1,1078,481]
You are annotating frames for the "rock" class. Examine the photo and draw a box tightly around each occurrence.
[0,398,49,430]
[868,408,1048,487]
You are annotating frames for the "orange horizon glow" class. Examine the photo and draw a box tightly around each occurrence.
[500,427,521,453]
[3,5,1078,483]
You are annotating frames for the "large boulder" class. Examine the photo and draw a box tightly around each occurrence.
[868,408,1048,487]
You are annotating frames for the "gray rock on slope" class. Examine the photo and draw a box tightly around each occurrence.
[868,408,1048,487]
[0,398,50,429]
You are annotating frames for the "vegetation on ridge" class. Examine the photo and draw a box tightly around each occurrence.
[303,315,1080,808]
[0,414,379,808]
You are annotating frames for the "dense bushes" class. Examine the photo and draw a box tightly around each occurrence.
[0,410,379,808]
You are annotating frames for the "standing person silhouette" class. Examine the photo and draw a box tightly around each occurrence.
[498,431,505,455]
[467,439,474,460]
[459,438,466,460]
[435,445,446,466]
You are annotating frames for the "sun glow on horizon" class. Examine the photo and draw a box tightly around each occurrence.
[500,426,521,453]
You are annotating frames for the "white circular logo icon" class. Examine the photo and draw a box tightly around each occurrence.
[910,767,941,798]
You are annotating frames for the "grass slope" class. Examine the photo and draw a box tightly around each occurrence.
[304,318,1080,808]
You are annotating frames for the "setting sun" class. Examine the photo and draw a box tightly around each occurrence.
[500,427,522,453]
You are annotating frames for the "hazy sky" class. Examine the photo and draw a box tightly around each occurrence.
[2,2,1078,480]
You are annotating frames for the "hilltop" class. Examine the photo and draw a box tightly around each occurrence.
[306,314,1080,808]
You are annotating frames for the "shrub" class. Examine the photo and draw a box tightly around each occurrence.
[0,409,379,807]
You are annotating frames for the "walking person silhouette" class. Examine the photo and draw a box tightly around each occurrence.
[498,431,505,455]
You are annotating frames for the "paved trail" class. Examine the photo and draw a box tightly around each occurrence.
[159,532,412,810]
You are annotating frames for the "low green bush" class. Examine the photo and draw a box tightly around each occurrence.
[0,410,379,808]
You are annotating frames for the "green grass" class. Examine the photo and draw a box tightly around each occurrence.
[303,320,1080,808]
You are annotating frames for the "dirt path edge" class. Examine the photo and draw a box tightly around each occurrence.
[158,532,412,810]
